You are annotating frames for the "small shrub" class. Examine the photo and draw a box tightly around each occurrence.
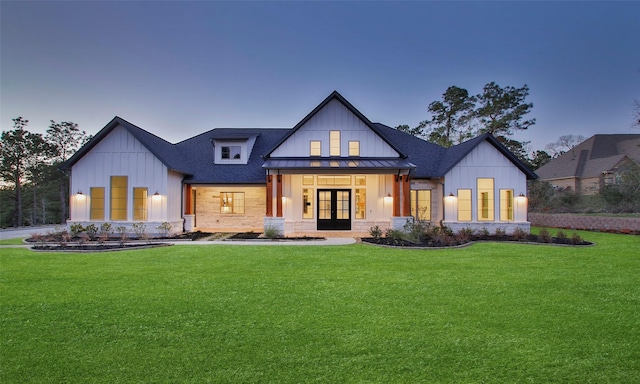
[85,224,98,240]
[31,233,48,246]
[157,222,173,237]
[385,228,406,244]
[132,222,146,239]
[403,220,429,243]
[571,233,584,245]
[97,232,109,245]
[263,225,280,239]
[77,233,89,245]
[58,231,71,246]
[538,228,552,243]
[456,228,473,244]
[555,230,568,240]
[99,223,113,238]
[494,228,506,237]
[511,227,527,241]
[69,223,84,237]
[116,226,128,245]
[479,227,490,238]
[369,225,382,240]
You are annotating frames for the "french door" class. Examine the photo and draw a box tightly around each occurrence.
[317,189,351,230]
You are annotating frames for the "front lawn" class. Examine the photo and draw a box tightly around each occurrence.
[1,231,639,383]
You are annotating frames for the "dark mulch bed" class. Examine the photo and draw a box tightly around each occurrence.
[31,243,172,252]
[362,234,593,248]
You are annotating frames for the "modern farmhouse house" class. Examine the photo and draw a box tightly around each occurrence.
[61,91,537,236]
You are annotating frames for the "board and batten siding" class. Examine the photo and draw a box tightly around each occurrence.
[444,141,527,222]
[70,125,177,223]
[269,99,399,158]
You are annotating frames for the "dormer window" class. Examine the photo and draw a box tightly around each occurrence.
[213,135,258,165]
[222,145,241,160]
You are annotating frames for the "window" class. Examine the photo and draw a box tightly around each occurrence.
[348,141,360,156]
[410,190,431,221]
[302,175,314,185]
[133,188,148,221]
[355,188,366,219]
[500,189,514,221]
[458,189,472,221]
[477,178,494,221]
[221,146,241,159]
[110,176,127,221]
[317,175,351,185]
[310,141,321,156]
[90,187,105,221]
[303,188,313,219]
[330,131,340,156]
[220,192,244,214]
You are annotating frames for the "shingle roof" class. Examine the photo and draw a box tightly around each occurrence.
[62,96,537,183]
[60,116,190,174]
[536,134,640,180]
[176,128,289,184]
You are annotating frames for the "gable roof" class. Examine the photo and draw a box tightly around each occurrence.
[60,116,190,174]
[437,133,538,179]
[536,134,640,180]
[61,93,537,184]
[264,91,407,159]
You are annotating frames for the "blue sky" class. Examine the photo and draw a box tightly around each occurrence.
[1,1,639,152]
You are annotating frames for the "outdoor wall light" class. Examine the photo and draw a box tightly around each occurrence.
[383,193,393,203]
[76,190,83,195]
[153,191,160,196]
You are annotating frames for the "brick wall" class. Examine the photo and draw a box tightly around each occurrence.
[529,213,640,233]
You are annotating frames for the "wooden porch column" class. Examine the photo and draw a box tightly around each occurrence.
[266,175,273,217]
[276,175,283,217]
[185,184,193,214]
[393,175,401,217]
[402,175,411,217]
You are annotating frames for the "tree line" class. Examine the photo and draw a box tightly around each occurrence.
[0,118,90,228]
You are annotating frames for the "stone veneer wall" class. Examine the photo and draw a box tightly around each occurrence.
[529,213,640,233]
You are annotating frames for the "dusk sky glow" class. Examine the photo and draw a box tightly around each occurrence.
[2,1,639,152]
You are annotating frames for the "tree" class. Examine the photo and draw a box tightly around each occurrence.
[475,82,535,136]
[633,99,640,129]
[395,124,423,137]
[421,86,476,148]
[545,134,585,158]
[529,150,552,170]
[46,120,89,223]
[0,118,49,227]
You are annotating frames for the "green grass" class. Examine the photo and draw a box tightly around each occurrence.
[0,237,25,245]
[2,231,639,383]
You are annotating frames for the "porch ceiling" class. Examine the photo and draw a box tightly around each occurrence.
[262,158,416,173]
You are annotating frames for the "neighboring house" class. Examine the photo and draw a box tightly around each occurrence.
[536,134,640,195]
[61,91,536,236]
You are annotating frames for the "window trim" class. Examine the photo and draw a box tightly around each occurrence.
[220,192,245,214]
[410,189,431,221]
[330,131,341,156]
[110,176,127,221]
[348,141,360,157]
[310,141,321,157]
[457,188,472,222]
[90,187,105,221]
[500,189,514,221]
[133,187,148,221]
[477,178,495,221]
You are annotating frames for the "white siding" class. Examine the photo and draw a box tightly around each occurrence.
[69,125,179,223]
[270,99,399,158]
[444,141,527,223]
